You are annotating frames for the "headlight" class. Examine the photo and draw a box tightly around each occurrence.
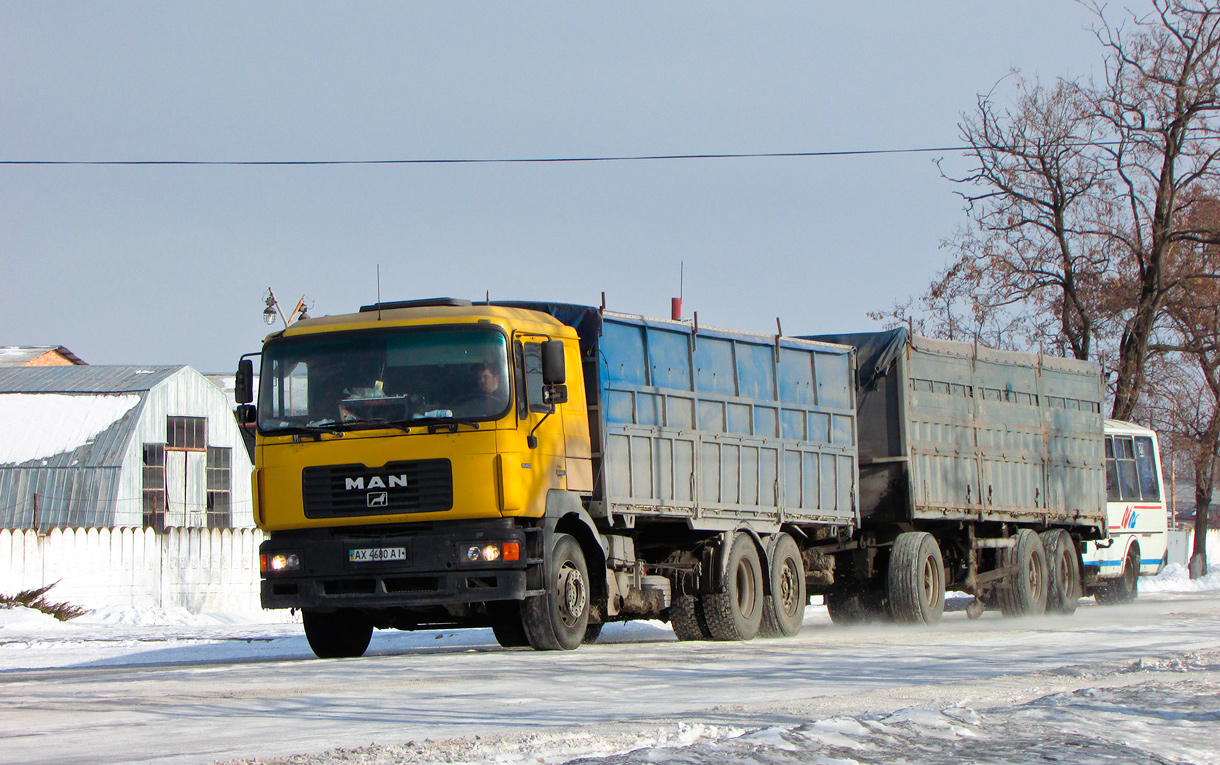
[261,552,301,573]
[461,541,520,563]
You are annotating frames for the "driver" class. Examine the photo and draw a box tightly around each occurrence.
[456,362,508,417]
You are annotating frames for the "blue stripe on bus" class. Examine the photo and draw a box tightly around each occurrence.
[1097,559,1162,566]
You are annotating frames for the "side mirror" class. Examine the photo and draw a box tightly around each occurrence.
[236,404,257,425]
[541,340,566,385]
[235,358,255,404]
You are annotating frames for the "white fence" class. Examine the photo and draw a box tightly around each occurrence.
[1,527,264,613]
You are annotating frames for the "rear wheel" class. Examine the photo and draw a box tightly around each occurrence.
[522,533,590,650]
[1040,529,1081,614]
[1096,543,1139,605]
[997,529,1048,617]
[887,532,945,625]
[582,622,603,644]
[760,534,806,638]
[302,609,373,659]
[703,532,764,641]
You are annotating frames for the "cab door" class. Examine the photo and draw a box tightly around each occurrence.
[500,334,567,516]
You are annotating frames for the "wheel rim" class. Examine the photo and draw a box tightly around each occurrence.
[778,558,800,617]
[557,562,587,628]
[922,555,940,608]
[736,558,758,617]
[1027,550,1044,600]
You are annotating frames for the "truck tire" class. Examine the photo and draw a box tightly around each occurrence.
[703,532,764,641]
[759,533,806,638]
[522,533,590,650]
[583,623,603,644]
[1040,529,1081,614]
[1096,542,1140,605]
[302,609,373,659]
[669,594,712,641]
[887,532,945,625]
[997,529,1048,617]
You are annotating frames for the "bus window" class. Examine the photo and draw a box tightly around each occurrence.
[1105,436,1121,502]
[1114,436,1140,500]
[1135,435,1160,500]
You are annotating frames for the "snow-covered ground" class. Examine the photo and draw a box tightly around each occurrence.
[2,564,1219,765]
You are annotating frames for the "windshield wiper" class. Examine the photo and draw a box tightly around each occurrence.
[389,415,481,434]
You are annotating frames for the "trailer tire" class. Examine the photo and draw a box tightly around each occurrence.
[887,532,945,625]
[703,532,764,641]
[1040,529,1081,615]
[1096,542,1139,605]
[997,529,1048,617]
[669,594,712,641]
[759,534,806,638]
[302,609,373,659]
[522,533,590,650]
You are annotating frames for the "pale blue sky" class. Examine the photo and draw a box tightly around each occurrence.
[1,2,1102,372]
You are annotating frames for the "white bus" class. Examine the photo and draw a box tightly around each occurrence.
[1081,419,1169,603]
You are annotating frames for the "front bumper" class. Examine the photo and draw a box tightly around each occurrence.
[260,519,535,610]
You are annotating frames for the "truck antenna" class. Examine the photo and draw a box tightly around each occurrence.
[376,264,382,321]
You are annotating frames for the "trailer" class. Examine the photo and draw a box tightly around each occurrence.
[806,329,1108,622]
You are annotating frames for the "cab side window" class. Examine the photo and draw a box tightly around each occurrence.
[1113,436,1141,501]
[516,341,554,417]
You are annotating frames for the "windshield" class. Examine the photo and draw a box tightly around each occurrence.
[258,326,511,433]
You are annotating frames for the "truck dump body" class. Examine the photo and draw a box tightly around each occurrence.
[808,329,1106,538]
[494,303,861,533]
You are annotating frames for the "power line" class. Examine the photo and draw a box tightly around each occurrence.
[0,146,966,167]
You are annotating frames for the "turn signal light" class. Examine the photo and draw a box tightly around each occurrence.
[502,542,520,561]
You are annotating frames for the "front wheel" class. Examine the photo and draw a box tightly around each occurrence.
[522,533,590,650]
[1096,542,1139,605]
[302,609,373,659]
[887,532,945,625]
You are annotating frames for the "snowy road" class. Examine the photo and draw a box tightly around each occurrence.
[3,588,1220,764]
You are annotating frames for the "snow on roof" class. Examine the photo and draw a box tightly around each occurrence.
[0,365,182,393]
[0,393,141,465]
[0,346,86,366]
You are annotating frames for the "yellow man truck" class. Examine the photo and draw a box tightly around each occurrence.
[237,300,1108,658]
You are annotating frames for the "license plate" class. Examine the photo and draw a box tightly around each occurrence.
[348,547,407,563]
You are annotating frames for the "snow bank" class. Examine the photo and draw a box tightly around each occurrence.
[1141,563,1220,593]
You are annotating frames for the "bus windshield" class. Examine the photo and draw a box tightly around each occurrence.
[258,326,511,433]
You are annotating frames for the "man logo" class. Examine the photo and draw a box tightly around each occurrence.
[367,492,389,508]
[345,475,409,491]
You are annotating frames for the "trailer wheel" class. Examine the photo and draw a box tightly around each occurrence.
[760,533,806,638]
[302,609,373,659]
[703,532,765,641]
[669,594,712,641]
[887,532,945,625]
[522,533,590,650]
[1040,529,1081,614]
[1096,542,1140,605]
[997,529,1048,617]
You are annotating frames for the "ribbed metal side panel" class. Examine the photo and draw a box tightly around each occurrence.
[302,459,453,518]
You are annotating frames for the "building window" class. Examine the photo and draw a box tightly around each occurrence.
[142,443,166,532]
[206,446,232,528]
[168,416,206,450]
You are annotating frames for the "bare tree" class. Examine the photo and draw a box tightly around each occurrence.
[1090,0,1220,419]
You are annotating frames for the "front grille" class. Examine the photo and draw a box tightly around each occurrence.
[302,459,453,518]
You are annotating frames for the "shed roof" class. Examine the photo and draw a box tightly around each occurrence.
[0,346,87,367]
[0,365,182,393]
